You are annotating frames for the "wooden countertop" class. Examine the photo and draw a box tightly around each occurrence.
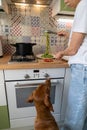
[0,55,69,70]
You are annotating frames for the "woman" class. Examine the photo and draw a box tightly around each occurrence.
[55,0,87,130]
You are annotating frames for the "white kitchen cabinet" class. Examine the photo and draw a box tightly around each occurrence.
[0,70,6,106]
[0,70,10,129]
[0,70,4,84]
[51,0,74,17]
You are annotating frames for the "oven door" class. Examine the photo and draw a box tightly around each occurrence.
[5,79,64,120]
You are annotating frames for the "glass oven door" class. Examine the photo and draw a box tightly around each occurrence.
[5,79,64,120]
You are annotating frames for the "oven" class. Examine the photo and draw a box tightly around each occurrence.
[4,68,65,128]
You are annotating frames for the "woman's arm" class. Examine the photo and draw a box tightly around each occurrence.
[55,32,85,59]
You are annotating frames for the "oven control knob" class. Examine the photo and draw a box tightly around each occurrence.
[44,73,50,78]
[24,74,30,79]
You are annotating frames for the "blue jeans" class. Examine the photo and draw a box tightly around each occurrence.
[62,64,87,130]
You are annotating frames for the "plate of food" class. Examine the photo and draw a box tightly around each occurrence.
[36,53,55,59]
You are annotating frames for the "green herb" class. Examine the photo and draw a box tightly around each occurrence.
[41,53,53,58]
[42,32,53,58]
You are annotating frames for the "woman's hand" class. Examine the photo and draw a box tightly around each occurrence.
[54,51,64,60]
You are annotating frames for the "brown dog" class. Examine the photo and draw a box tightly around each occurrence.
[27,79,59,130]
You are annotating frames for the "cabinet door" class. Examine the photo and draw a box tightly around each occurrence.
[0,70,4,84]
[0,70,6,106]
[0,70,10,129]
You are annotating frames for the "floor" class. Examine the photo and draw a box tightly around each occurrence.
[3,126,34,130]
[3,122,63,130]
[3,125,63,130]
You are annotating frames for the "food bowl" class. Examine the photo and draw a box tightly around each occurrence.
[43,58,54,62]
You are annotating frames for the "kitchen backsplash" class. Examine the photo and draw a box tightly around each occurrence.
[0,4,72,55]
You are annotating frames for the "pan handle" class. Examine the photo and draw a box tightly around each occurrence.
[10,44,16,47]
[31,43,36,46]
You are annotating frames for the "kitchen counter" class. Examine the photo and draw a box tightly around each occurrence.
[0,55,69,70]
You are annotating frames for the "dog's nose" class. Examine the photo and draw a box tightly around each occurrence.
[26,93,33,103]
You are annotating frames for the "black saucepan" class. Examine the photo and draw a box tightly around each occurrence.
[11,43,36,56]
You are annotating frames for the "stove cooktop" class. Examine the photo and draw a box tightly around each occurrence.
[8,54,37,63]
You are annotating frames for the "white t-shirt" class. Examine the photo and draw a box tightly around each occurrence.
[68,0,87,65]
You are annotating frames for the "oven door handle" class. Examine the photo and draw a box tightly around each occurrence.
[15,83,43,88]
[15,79,58,88]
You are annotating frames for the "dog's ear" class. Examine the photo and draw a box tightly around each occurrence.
[44,90,54,112]
[26,93,33,103]
[44,79,54,111]
[45,79,51,95]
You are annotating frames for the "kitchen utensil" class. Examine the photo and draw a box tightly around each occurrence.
[44,30,57,34]
[11,43,36,56]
